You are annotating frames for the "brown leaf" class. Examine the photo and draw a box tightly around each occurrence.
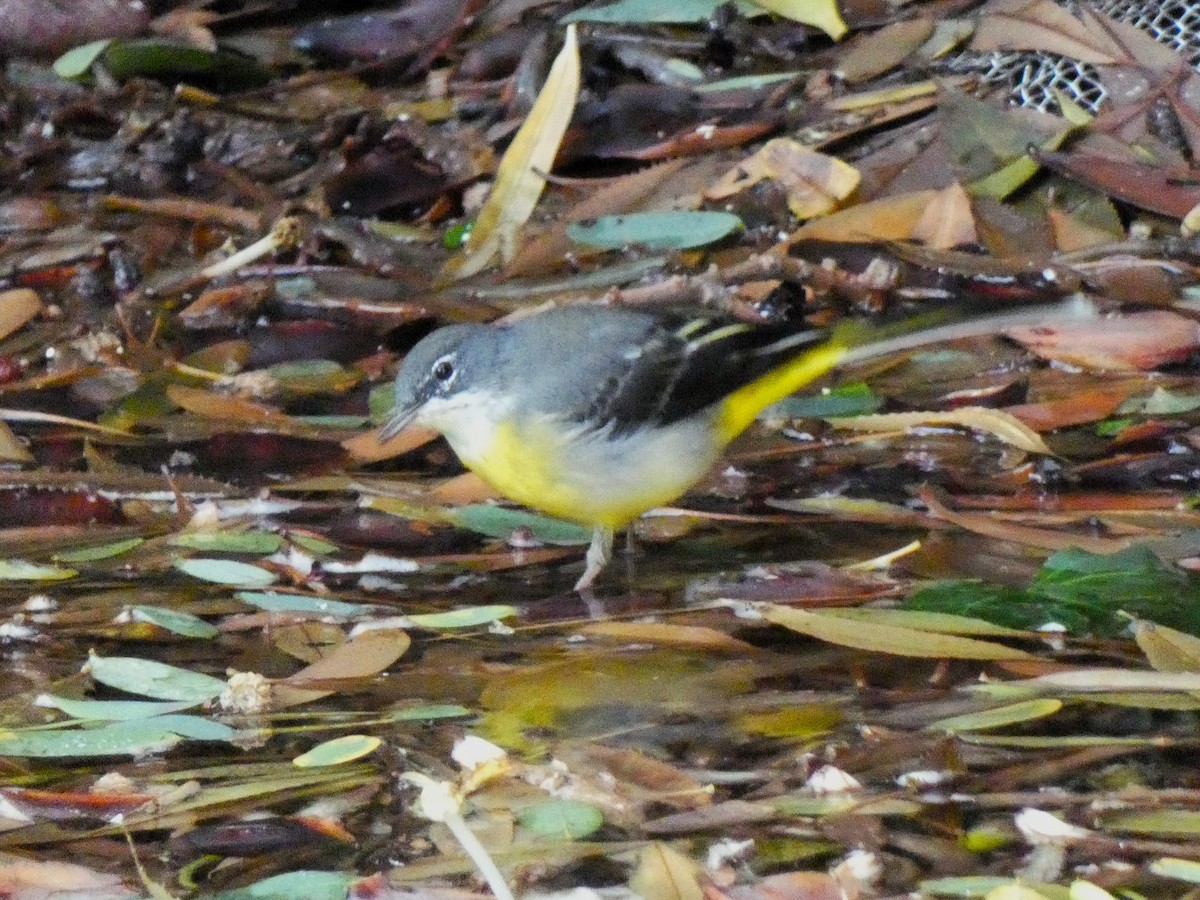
[918,485,1134,553]
[579,621,758,653]
[505,159,689,277]
[1034,151,1200,219]
[274,629,412,708]
[1008,310,1200,371]
[0,288,42,342]
[791,189,939,242]
[835,18,935,84]
[909,182,977,249]
[631,842,706,900]
[706,139,860,220]
[971,0,1125,64]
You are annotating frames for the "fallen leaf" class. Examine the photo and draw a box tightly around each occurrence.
[706,139,860,220]
[910,182,978,248]
[760,604,1034,660]
[827,407,1053,455]
[442,24,580,279]
[1008,311,1200,371]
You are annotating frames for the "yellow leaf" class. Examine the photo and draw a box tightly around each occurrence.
[1132,618,1200,673]
[762,605,1034,660]
[749,0,847,40]
[910,182,978,249]
[442,25,580,280]
[827,407,1053,455]
[791,189,940,243]
[706,138,859,220]
[630,842,705,900]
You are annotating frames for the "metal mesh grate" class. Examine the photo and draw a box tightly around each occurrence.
[941,0,1200,113]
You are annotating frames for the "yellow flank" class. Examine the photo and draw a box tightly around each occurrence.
[715,336,851,443]
[458,415,716,529]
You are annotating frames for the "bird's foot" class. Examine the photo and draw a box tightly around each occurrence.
[574,525,614,592]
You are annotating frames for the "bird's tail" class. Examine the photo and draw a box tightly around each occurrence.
[714,295,1099,443]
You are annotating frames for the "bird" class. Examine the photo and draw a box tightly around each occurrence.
[379,301,1091,591]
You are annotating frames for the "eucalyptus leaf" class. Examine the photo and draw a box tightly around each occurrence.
[54,537,144,563]
[206,870,355,900]
[170,531,283,554]
[174,557,278,587]
[85,653,227,702]
[128,606,220,639]
[449,504,590,545]
[0,560,77,581]
[52,39,114,79]
[567,211,743,250]
[293,734,382,767]
[37,695,195,721]
[406,605,519,629]
[236,591,369,616]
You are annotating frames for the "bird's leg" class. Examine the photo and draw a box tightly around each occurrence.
[575,525,614,592]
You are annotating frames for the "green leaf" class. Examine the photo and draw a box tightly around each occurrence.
[1103,809,1200,836]
[0,722,183,757]
[98,39,271,91]
[406,605,519,629]
[0,715,233,757]
[85,653,227,702]
[174,557,278,587]
[170,531,283,553]
[236,591,369,616]
[206,870,355,900]
[765,381,882,419]
[54,537,145,562]
[905,546,1200,637]
[288,533,339,556]
[566,211,743,250]
[293,735,382,767]
[37,695,196,721]
[1118,386,1200,415]
[919,877,1023,897]
[0,560,77,581]
[1150,857,1200,884]
[387,704,473,721]
[563,0,724,23]
[128,606,220,639]
[516,799,604,839]
[449,504,591,546]
[926,698,1063,732]
[52,39,114,79]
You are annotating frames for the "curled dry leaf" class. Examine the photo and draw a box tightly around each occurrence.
[826,407,1053,455]
[706,139,860,220]
[910,182,978,249]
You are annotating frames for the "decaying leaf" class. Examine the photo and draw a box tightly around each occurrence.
[707,139,861,220]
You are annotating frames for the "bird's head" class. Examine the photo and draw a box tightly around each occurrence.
[379,323,501,442]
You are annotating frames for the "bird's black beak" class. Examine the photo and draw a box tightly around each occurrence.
[378,404,418,442]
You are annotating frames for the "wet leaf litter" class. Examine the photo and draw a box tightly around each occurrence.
[2,0,1200,897]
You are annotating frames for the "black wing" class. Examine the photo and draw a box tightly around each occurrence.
[589,316,830,436]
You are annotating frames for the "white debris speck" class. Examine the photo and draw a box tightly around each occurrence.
[452,735,508,772]
[1015,807,1093,846]
[806,764,862,795]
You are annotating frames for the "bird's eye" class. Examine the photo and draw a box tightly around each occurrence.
[433,360,454,382]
